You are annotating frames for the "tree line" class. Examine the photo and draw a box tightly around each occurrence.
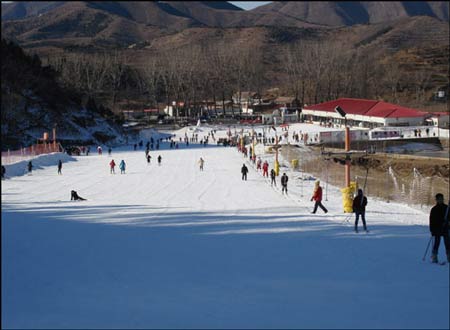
[46,40,440,120]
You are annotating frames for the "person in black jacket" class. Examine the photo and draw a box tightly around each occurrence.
[270,168,276,186]
[1,165,5,179]
[429,193,450,263]
[71,190,86,201]
[281,173,288,194]
[27,161,33,174]
[241,164,248,181]
[57,160,62,175]
[352,189,368,232]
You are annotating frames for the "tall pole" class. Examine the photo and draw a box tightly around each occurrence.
[325,159,329,201]
[274,134,280,176]
[345,124,350,188]
[252,127,255,160]
[53,126,56,151]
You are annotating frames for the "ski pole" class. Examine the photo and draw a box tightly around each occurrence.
[422,236,433,261]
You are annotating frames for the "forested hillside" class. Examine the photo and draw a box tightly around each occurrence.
[1,39,124,150]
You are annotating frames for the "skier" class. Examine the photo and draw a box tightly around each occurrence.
[97,146,102,155]
[27,161,33,174]
[262,161,269,177]
[146,154,151,164]
[119,160,126,174]
[241,163,248,181]
[108,147,112,156]
[352,189,368,232]
[281,173,288,194]
[71,190,86,201]
[310,180,328,214]
[1,165,5,179]
[157,155,162,166]
[57,160,62,175]
[257,157,262,171]
[429,193,450,263]
[270,168,276,186]
[198,157,205,171]
[109,159,116,174]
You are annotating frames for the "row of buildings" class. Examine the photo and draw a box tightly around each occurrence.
[127,91,448,129]
[231,94,449,129]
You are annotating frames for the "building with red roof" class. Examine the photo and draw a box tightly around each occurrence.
[302,98,433,127]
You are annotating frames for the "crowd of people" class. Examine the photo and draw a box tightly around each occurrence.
[3,129,448,264]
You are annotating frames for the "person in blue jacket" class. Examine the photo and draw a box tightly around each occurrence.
[119,160,126,174]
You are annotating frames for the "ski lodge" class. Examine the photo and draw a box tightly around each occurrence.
[301,98,446,128]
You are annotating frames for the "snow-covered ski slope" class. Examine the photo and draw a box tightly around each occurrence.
[2,124,449,329]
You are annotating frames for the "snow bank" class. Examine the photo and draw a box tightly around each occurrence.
[3,152,77,178]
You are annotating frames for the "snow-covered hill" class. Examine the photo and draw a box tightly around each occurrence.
[2,125,449,329]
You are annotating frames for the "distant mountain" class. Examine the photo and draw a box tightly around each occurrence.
[1,1,65,21]
[1,1,448,116]
[250,1,449,26]
[3,1,447,27]
[1,1,447,51]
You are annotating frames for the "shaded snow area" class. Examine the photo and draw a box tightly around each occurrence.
[2,124,449,329]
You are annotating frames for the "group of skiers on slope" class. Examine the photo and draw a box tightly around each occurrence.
[109,155,165,174]
[109,159,126,174]
[9,138,450,264]
[244,154,450,263]
[241,157,369,231]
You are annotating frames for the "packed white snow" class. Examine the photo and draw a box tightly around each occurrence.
[2,123,449,329]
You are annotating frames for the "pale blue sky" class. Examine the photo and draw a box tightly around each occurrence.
[229,2,272,10]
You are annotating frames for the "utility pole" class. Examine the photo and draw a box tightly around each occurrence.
[273,134,281,176]
[345,123,350,187]
[52,124,57,151]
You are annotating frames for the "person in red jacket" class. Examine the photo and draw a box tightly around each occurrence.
[310,180,328,214]
[109,159,116,174]
[262,161,269,177]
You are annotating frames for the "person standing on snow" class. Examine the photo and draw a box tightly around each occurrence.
[281,173,288,194]
[57,160,62,175]
[1,165,6,179]
[119,160,126,174]
[146,154,151,165]
[241,163,248,181]
[27,161,33,174]
[270,168,276,186]
[262,161,269,177]
[157,155,162,166]
[310,180,328,214]
[97,146,102,155]
[429,193,450,263]
[109,159,116,174]
[352,189,368,232]
[198,157,205,171]
[257,157,262,171]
